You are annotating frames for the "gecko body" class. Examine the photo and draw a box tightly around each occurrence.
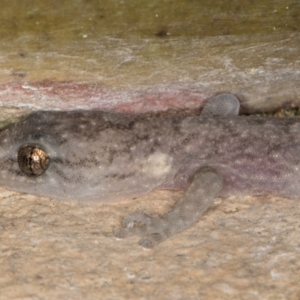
[0,94,299,248]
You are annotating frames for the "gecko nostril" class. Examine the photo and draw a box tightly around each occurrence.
[17,144,50,177]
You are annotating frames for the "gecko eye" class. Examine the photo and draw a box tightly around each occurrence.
[18,145,50,177]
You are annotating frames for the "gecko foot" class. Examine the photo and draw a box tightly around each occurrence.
[114,212,163,242]
[114,216,168,249]
[114,167,223,248]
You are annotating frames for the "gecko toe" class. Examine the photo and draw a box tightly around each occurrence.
[114,220,151,239]
[122,211,153,227]
[114,227,138,239]
[139,238,155,249]
[138,233,165,249]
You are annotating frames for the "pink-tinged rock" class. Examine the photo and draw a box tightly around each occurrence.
[0,81,209,113]
[0,34,299,113]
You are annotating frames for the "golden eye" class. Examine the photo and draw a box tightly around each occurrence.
[18,145,50,176]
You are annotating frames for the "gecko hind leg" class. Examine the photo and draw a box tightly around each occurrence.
[114,167,223,248]
[201,93,240,117]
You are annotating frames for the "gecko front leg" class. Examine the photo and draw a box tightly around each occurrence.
[114,167,223,248]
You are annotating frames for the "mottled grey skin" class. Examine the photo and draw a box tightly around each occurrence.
[0,94,300,248]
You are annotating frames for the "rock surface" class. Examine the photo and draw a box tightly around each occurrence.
[1,189,300,299]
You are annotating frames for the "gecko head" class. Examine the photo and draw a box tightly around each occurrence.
[0,111,142,202]
[0,115,66,199]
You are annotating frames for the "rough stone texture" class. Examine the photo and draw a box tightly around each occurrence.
[1,189,300,299]
[0,1,299,114]
[0,33,299,114]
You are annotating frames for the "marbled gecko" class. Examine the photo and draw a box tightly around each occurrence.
[0,94,299,248]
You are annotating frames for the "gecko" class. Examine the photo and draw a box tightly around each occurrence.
[0,93,299,248]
